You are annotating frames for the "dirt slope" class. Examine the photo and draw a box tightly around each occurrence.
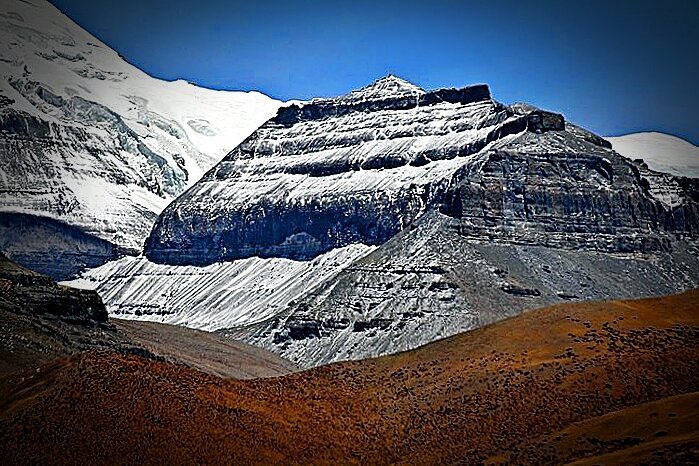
[1,290,697,464]
[114,319,298,379]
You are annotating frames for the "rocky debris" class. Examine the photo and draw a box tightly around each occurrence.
[500,284,542,297]
[0,253,297,378]
[237,212,699,368]
[352,318,393,332]
[273,317,322,342]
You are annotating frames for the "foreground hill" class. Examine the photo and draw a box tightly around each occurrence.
[0,252,296,379]
[2,290,697,464]
[0,0,279,279]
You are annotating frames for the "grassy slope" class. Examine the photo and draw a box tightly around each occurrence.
[1,290,697,464]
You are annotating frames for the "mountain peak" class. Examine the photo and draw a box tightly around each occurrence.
[340,74,425,103]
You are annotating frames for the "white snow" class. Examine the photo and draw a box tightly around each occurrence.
[606,132,699,179]
[63,244,374,331]
[0,0,281,250]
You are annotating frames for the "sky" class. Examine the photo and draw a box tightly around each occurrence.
[51,0,699,144]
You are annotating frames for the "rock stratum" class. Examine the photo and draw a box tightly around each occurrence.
[146,76,698,264]
[0,0,280,279]
[120,75,699,367]
[2,290,698,464]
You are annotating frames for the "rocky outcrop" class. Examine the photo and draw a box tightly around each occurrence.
[146,76,698,268]
[445,130,699,253]
[0,252,107,322]
[146,76,576,265]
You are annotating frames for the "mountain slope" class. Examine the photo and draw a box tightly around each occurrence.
[1,290,697,464]
[0,0,280,279]
[606,132,699,178]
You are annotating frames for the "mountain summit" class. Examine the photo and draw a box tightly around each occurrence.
[145,76,570,265]
[338,75,425,103]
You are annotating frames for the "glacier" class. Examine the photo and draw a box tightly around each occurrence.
[0,0,280,278]
[606,132,699,179]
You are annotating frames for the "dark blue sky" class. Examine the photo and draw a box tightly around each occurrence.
[51,0,699,143]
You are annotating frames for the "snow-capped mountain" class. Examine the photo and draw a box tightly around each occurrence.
[70,76,699,368]
[606,132,699,179]
[0,0,280,279]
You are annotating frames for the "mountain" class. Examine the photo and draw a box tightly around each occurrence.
[2,289,697,464]
[0,0,280,279]
[606,132,699,178]
[0,252,296,378]
[74,75,699,367]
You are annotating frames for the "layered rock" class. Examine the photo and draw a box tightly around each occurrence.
[146,76,698,267]
[0,0,279,278]
[146,77,569,264]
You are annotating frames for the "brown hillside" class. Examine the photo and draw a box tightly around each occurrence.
[1,290,698,464]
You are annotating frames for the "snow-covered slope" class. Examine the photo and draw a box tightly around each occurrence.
[0,0,280,278]
[606,132,699,178]
[65,244,373,331]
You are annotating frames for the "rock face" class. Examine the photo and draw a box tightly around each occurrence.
[0,252,107,323]
[145,77,569,264]
[146,76,698,266]
[235,212,699,367]
[127,76,699,367]
[0,0,280,279]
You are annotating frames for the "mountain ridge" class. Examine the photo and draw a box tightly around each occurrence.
[2,289,697,464]
[72,75,699,367]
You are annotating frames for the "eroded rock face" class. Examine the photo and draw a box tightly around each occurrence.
[146,77,574,265]
[0,213,120,281]
[0,252,107,323]
[146,76,698,267]
[235,212,699,368]
[446,129,699,253]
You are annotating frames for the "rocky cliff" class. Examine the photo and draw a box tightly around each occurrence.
[146,76,698,266]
